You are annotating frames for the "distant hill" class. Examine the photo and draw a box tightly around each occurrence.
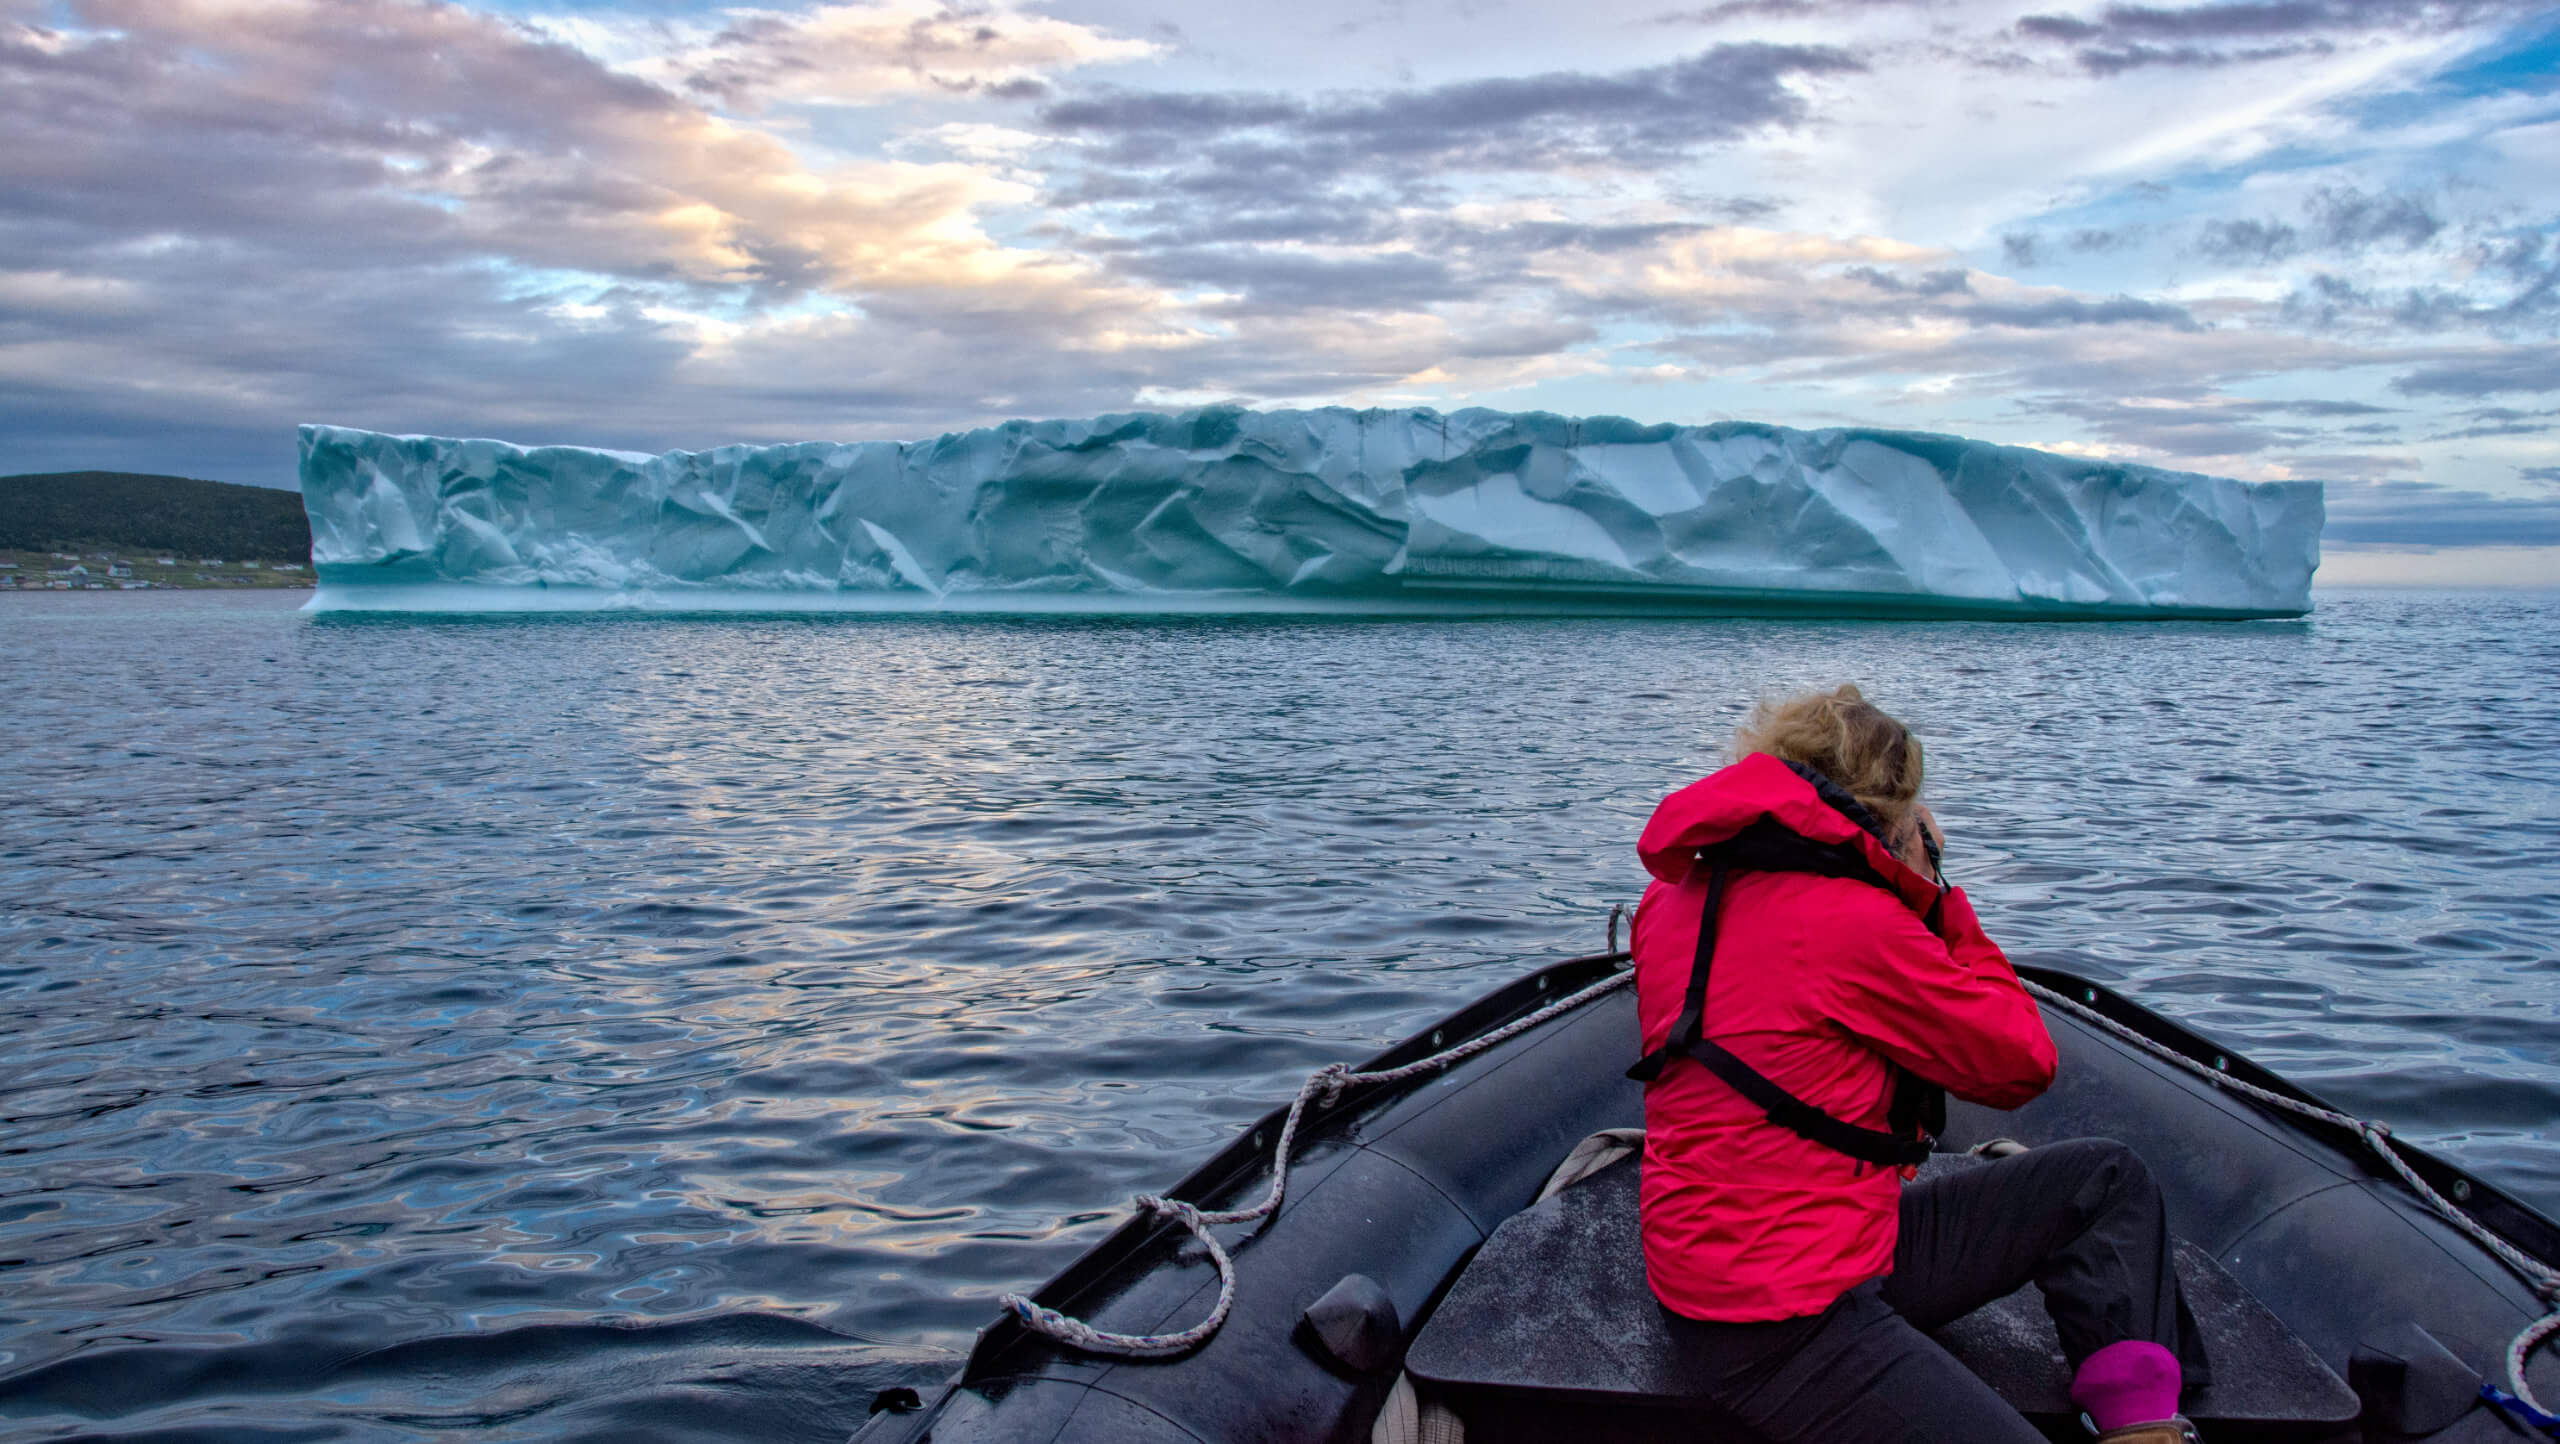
[0,471,311,562]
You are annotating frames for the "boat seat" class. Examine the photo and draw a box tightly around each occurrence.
[1400,1153,2359,1444]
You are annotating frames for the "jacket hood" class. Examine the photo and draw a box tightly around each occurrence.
[1637,752,1941,912]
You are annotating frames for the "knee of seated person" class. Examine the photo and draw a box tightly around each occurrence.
[2061,1136,2156,1198]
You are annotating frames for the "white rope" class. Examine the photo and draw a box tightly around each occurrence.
[2021,978,2560,1412]
[1001,965,1636,1358]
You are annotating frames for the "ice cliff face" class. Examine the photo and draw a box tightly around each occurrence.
[298,408,2322,617]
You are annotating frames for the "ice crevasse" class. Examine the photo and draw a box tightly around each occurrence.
[297,407,2323,617]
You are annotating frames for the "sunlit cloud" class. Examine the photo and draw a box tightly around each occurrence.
[531,1,1159,109]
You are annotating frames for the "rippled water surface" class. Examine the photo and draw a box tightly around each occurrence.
[4,589,2557,1441]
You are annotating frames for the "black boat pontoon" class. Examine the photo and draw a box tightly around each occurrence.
[852,947,2560,1444]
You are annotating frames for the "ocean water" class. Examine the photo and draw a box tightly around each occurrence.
[2,588,2555,1441]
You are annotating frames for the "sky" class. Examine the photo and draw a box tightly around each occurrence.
[3,0,2557,582]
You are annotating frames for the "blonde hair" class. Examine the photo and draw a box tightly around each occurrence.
[1731,684,1924,847]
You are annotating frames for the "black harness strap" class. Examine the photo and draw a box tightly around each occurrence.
[1625,811,1943,1169]
[1657,855,1731,1072]
[1680,1037,1933,1167]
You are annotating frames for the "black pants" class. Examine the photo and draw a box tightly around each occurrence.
[1659,1138,2207,1444]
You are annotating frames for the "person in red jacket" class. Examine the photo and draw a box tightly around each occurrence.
[1632,685,2204,1444]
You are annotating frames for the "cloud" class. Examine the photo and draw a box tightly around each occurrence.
[2081,41,2336,77]
[2308,186,2443,250]
[2392,347,2560,395]
[2012,1,2538,73]
[2023,1,2489,43]
[2196,186,2445,266]
[2316,543,2560,584]
[2006,390,2420,458]
[1536,228,2218,343]
[2067,226,2142,253]
[1020,44,1868,328]
[2197,218,2302,263]
[1651,0,1921,22]
[2391,263,2560,333]
[2025,396,2288,456]
[1999,226,2145,268]
[539,2,1155,111]
[1967,294,2202,330]
[2259,398,2396,416]
[2324,478,2560,545]
[2282,271,2375,326]
[2426,402,2557,439]
[668,3,1151,109]
[2277,451,2425,479]
[1038,43,1865,188]
[1844,265,1973,296]
[2,0,1142,298]
[0,0,1190,478]
[2187,182,2557,339]
[1114,246,1471,310]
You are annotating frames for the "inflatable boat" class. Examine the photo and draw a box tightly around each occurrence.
[850,947,2560,1443]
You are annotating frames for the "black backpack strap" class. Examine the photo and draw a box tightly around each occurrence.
[1887,1064,1947,1146]
[1626,855,1728,1084]
[1680,1038,1937,1168]
[1715,817,1887,887]
[1627,828,1939,1167]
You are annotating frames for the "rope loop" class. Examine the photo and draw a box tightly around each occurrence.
[1311,1062,1356,1107]
[999,962,1635,1360]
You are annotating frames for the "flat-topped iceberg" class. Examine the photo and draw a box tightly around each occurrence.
[298,408,2322,618]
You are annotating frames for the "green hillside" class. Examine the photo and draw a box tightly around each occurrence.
[0,471,311,562]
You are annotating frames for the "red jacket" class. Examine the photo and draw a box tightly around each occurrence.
[1633,753,2056,1321]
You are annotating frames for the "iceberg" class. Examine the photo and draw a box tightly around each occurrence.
[298,408,2322,618]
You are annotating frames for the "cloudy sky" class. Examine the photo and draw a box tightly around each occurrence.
[4,0,2557,579]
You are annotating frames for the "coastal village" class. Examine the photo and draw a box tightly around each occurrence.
[1,469,316,589]
[0,549,312,590]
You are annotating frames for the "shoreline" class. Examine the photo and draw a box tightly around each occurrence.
[0,548,311,591]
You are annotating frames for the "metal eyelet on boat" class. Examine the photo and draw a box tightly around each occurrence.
[1431,1030,1443,1048]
